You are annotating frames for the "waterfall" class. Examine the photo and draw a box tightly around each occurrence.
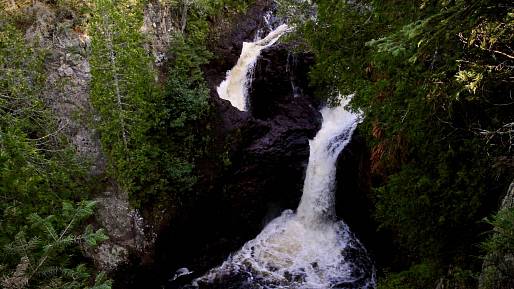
[189,97,375,289]
[296,102,360,227]
[182,9,375,288]
[216,24,289,111]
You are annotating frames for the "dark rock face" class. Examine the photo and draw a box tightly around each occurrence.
[209,41,322,239]
[249,45,316,119]
[334,129,395,270]
[335,130,373,243]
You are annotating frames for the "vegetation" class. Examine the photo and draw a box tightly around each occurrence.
[89,0,168,208]
[286,0,513,287]
[2,0,253,287]
[0,10,110,289]
[4,0,511,288]
[481,207,514,289]
[89,0,252,211]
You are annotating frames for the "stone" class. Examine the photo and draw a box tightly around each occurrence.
[23,1,152,274]
[142,1,177,67]
[93,243,129,272]
[500,181,514,210]
[91,190,146,272]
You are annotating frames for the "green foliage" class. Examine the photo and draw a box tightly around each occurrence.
[89,0,164,207]
[0,19,110,288]
[175,0,251,15]
[480,207,514,289]
[374,137,491,259]
[378,263,476,289]
[89,0,154,155]
[2,202,110,289]
[291,0,514,286]
[89,0,252,210]
[378,263,439,289]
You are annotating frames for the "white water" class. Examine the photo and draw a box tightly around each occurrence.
[217,24,289,111]
[296,101,360,228]
[192,97,375,289]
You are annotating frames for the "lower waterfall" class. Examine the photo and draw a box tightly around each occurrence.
[188,97,376,289]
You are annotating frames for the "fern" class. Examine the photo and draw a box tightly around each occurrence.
[2,202,111,288]
[0,11,111,289]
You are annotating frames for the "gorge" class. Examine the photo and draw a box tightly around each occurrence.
[1,1,512,289]
[184,18,376,287]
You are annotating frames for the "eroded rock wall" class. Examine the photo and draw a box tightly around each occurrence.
[22,1,164,273]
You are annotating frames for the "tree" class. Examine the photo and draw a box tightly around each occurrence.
[2,202,110,289]
[89,0,157,195]
[0,13,110,289]
[290,0,513,287]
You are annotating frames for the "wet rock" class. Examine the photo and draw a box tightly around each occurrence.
[249,45,316,119]
[214,43,321,237]
[334,128,395,268]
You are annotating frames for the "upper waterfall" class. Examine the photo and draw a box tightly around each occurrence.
[217,24,289,111]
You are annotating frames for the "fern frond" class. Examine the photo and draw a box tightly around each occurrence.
[37,265,62,278]
[61,264,90,280]
[43,235,82,254]
[3,233,41,257]
[89,272,112,289]
[83,227,109,247]
[28,213,58,241]
[75,200,97,221]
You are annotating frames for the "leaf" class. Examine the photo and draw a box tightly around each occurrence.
[89,272,112,289]
[84,227,109,247]
[74,200,97,221]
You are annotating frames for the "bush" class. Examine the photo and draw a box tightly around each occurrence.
[0,17,110,289]
[481,208,514,289]
[288,0,513,285]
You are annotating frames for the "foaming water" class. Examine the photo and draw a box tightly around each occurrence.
[217,24,289,111]
[296,102,360,228]
[189,97,375,289]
